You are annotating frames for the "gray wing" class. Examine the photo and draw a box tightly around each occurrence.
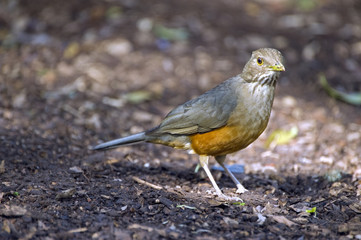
[150,77,239,135]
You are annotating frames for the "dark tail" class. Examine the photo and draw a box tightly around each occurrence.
[93,132,146,150]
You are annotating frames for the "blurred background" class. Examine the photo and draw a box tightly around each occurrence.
[0,0,360,168]
[0,0,360,238]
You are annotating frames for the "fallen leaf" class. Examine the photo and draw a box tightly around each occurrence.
[305,207,317,217]
[105,158,122,165]
[349,202,361,213]
[270,215,297,227]
[265,126,298,148]
[56,188,76,200]
[0,205,27,217]
[232,202,246,206]
[153,24,189,41]
[206,198,225,206]
[2,220,10,233]
[106,6,122,20]
[125,90,153,104]
[63,42,80,59]
[297,0,318,11]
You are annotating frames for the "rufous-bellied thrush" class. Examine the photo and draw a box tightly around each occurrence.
[93,48,285,201]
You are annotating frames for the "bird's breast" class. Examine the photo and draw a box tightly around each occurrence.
[190,83,275,156]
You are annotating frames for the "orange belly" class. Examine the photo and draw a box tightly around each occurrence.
[190,124,264,156]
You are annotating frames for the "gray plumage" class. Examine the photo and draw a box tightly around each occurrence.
[147,77,239,136]
[92,48,285,200]
[93,48,284,152]
[92,132,145,150]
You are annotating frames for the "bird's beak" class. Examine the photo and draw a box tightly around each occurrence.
[269,64,285,72]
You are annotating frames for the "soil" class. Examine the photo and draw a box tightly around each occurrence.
[0,0,360,239]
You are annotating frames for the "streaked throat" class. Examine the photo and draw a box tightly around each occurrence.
[258,71,280,86]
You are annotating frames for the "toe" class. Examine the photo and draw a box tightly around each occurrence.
[236,184,248,194]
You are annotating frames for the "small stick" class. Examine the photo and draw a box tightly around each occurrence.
[132,176,163,190]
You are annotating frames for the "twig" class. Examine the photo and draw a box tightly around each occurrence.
[62,104,83,119]
[132,176,163,190]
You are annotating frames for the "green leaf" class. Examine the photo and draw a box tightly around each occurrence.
[306,207,317,217]
[306,207,316,213]
[297,0,318,11]
[265,126,298,148]
[232,202,245,206]
[125,90,153,104]
[106,6,122,20]
[153,24,189,41]
[319,73,361,105]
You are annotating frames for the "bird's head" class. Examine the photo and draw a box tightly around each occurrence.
[242,48,285,86]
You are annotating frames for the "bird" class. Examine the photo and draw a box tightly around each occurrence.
[93,48,285,201]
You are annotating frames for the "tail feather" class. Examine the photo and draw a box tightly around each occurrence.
[93,132,146,150]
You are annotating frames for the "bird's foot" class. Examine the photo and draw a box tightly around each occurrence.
[217,193,243,202]
[212,189,243,202]
[236,184,248,194]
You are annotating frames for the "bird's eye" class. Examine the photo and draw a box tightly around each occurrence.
[257,57,264,65]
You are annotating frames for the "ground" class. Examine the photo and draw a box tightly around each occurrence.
[0,0,361,239]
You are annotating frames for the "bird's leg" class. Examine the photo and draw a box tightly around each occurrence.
[215,155,248,194]
[199,155,241,201]
[199,155,223,196]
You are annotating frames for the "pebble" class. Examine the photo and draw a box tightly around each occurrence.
[347,132,360,142]
[281,96,297,108]
[137,18,153,32]
[302,42,319,60]
[69,166,83,174]
[105,39,133,57]
[319,156,333,165]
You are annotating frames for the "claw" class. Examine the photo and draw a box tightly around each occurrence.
[236,184,248,194]
[216,193,243,202]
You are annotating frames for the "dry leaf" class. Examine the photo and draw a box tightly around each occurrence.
[270,215,297,227]
[0,205,27,217]
[55,188,76,200]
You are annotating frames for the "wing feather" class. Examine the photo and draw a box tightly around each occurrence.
[149,77,240,136]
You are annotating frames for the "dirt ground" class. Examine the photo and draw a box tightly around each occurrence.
[1,0,361,239]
